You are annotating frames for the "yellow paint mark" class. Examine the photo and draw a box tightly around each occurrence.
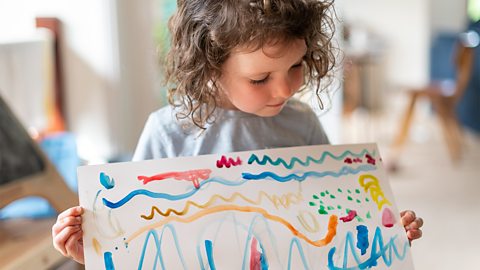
[128,204,338,248]
[359,174,392,210]
[92,238,102,255]
[141,190,303,220]
[297,211,320,233]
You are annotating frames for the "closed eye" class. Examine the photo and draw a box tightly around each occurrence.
[250,76,270,85]
[291,61,303,69]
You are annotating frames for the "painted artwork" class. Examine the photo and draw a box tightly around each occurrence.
[78,144,414,269]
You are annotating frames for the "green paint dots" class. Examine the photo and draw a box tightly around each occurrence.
[327,206,335,210]
[366,211,371,219]
[320,200,324,204]
[346,208,350,213]
[355,216,364,222]
[320,192,325,197]
[309,202,316,206]
[337,205,342,209]
[347,189,352,194]
[318,206,328,215]
[313,195,319,199]
[355,189,360,194]
[337,188,343,193]
[365,197,370,202]
[330,194,336,199]
[347,196,353,201]
[356,199,361,203]
[326,190,330,195]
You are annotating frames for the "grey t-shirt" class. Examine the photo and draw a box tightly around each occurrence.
[132,98,329,161]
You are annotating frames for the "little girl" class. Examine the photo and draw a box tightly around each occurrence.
[52,0,423,264]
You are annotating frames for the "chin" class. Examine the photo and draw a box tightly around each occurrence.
[252,107,284,117]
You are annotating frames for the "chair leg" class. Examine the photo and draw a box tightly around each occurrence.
[431,97,463,163]
[390,92,419,162]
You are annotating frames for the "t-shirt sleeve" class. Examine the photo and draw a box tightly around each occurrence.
[132,113,162,161]
[308,109,330,145]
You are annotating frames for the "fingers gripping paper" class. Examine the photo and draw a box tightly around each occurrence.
[78,143,414,269]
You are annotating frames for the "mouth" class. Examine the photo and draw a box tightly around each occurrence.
[266,101,286,108]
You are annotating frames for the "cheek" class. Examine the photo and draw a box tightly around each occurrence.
[291,68,305,90]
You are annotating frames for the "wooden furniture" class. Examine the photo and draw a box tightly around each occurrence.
[0,96,77,269]
[390,40,474,165]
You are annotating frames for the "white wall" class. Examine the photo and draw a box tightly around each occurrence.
[0,0,159,162]
[341,0,430,88]
[340,0,468,90]
[430,0,468,35]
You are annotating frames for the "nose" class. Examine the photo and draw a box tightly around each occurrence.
[272,76,293,99]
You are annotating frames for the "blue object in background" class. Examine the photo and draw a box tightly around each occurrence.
[457,20,480,133]
[0,132,79,219]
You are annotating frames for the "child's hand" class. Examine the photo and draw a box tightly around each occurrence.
[400,210,423,243]
[52,206,85,264]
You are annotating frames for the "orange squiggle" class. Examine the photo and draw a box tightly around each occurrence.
[141,190,303,220]
[128,204,338,247]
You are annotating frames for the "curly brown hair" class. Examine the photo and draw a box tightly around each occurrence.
[165,0,337,129]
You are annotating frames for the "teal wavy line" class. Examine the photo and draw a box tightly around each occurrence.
[242,165,376,182]
[248,149,375,169]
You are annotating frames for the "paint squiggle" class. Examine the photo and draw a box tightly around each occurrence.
[287,238,310,269]
[104,165,373,210]
[102,177,247,209]
[358,174,392,210]
[141,190,303,220]
[242,165,376,182]
[216,156,242,168]
[127,204,339,248]
[297,211,320,233]
[248,149,375,169]
[138,169,211,189]
[327,227,409,270]
[137,225,187,269]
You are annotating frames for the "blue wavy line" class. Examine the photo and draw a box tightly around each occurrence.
[287,238,310,270]
[242,165,376,182]
[102,177,247,209]
[137,225,187,270]
[327,227,409,270]
[248,149,375,168]
[132,213,312,269]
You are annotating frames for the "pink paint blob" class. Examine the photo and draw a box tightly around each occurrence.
[339,210,357,223]
[382,207,395,228]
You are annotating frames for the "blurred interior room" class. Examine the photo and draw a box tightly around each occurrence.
[0,0,479,269]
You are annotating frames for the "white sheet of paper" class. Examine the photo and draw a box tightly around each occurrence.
[78,143,414,269]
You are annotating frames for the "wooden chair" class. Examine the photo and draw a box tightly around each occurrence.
[390,34,475,165]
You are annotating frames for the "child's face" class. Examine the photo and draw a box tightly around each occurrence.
[218,39,307,117]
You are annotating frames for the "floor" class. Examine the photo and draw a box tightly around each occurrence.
[340,91,480,270]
